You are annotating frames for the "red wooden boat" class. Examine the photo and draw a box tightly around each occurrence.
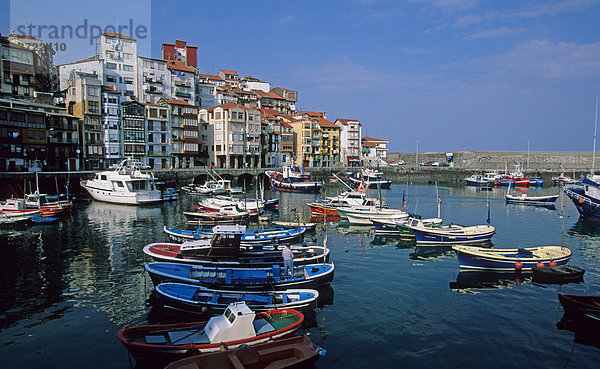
[307,202,340,216]
[164,335,322,369]
[116,302,303,364]
[558,293,600,315]
[25,193,72,217]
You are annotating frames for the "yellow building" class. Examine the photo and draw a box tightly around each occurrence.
[317,118,341,167]
[286,117,321,168]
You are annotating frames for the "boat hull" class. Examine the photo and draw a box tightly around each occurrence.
[117,309,303,363]
[532,265,584,284]
[564,187,600,222]
[145,262,335,291]
[81,183,162,204]
[271,180,322,193]
[505,194,559,205]
[412,225,495,244]
[164,227,306,246]
[453,246,572,271]
[308,203,340,216]
[558,293,600,316]
[143,243,330,267]
[164,335,320,369]
[156,283,319,313]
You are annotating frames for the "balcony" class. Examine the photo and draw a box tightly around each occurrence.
[175,91,191,98]
[148,151,169,156]
[145,87,163,94]
[175,80,191,88]
[49,137,78,144]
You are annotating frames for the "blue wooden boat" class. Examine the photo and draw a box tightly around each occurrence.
[29,216,59,224]
[266,166,322,193]
[528,178,544,186]
[410,223,495,244]
[163,226,306,246]
[145,262,335,290]
[148,225,328,267]
[452,245,572,271]
[564,176,600,222]
[155,282,319,313]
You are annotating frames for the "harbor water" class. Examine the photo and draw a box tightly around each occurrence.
[1,184,599,368]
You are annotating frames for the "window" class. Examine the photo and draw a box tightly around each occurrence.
[123,65,133,72]
[87,86,99,96]
[124,77,134,85]
[106,75,117,83]
[88,102,99,113]
[105,62,117,70]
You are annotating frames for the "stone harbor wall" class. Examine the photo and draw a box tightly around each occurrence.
[387,151,594,171]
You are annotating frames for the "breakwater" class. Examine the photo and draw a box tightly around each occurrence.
[387,151,594,171]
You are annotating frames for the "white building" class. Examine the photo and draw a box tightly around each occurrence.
[97,32,139,101]
[101,85,122,166]
[137,56,170,104]
[334,119,362,166]
[60,32,139,103]
[240,76,270,92]
[146,102,171,169]
[167,61,196,106]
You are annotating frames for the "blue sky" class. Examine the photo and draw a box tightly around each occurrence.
[3,0,600,152]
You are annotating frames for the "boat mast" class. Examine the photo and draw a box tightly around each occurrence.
[593,96,599,175]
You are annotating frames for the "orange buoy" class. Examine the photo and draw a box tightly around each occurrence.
[536,262,544,268]
[579,198,585,204]
[549,261,558,267]
[515,262,523,270]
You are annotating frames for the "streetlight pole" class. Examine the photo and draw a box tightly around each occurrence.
[527,140,530,169]
[416,140,419,167]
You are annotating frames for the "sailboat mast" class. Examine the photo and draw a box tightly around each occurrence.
[593,96,598,175]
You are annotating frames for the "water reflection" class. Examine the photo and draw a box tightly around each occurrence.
[449,271,528,292]
[371,234,415,249]
[556,314,600,349]
[409,245,454,260]
[335,221,374,236]
[569,218,600,237]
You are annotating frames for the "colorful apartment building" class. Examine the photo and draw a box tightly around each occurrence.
[317,118,341,167]
[201,102,261,169]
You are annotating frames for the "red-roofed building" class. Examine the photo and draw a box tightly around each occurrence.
[270,87,297,113]
[167,61,196,106]
[334,119,362,166]
[218,69,240,88]
[162,40,198,68]
[317,118,341,167]
[7,32,58,94]
[261,111,292,167]
[160,97,205,168]
[254,89,287,114]
[362,136,388,161]
[200,102,261,168]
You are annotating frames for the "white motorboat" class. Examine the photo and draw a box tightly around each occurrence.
[80,159,162,205]
[0,198,42,224]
